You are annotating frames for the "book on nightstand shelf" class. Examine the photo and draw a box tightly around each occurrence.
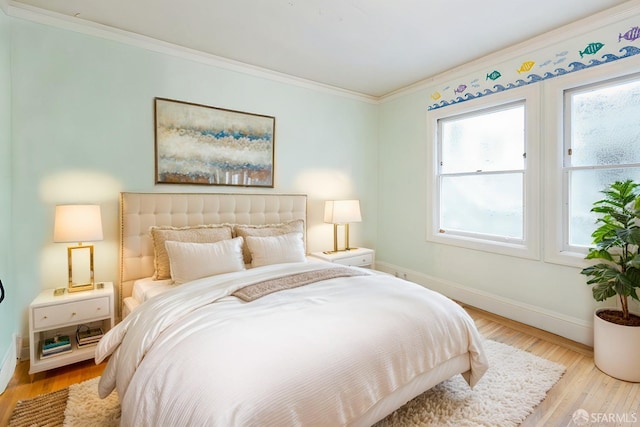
[41,335,72,358]
[76,325,104,347]
[42,334,70,350]
[41,345,72,358]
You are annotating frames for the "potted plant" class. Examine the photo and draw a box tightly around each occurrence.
[581,179,640,382]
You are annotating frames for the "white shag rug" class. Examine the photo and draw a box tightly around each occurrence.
[376,340,565,426]
[63,377,120,427]
[61,340,564,427]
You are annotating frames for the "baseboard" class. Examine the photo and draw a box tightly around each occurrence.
[0,334,17,395]
[18,335,29,361]
[376,261,593,347]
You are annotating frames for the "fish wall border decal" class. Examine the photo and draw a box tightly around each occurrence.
[427,17,640,112]
[428,45,640,111]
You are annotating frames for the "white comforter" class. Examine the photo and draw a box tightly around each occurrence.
[96,262,488,426]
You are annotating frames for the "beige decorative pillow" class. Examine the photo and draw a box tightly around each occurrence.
[234,220,304,264]
[150,225,233,279]
[165,237,245,284]
[245,232,306,268]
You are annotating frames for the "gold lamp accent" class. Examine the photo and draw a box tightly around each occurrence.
[54,205,103,293]
[323,200,362,254]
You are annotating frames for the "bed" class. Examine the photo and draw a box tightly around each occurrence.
[96,192,488,426]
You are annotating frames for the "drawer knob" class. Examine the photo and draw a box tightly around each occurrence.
[43,316,47,319]
[72,312,77,316]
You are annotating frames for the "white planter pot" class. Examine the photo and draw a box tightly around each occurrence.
[593,308,640,382]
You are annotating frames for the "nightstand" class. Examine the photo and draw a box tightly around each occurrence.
[309,247,375,268]
[28,282,114,375]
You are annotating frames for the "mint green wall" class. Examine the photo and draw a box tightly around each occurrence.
[0,9,15,381]
[6,17,378,352]
[377,90,591,316]
[376,13,640,342]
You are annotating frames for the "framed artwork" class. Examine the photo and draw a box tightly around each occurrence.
[154,97,275,187]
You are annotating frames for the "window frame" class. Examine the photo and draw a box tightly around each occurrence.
[543,55,640,267]
[426,85,541,260]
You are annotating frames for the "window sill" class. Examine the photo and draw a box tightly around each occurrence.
[426,231,540,260]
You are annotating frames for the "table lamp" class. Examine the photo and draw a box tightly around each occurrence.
[54,204,103,292]
[323,200,361,253]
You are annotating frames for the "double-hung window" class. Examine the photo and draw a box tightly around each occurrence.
[545,59,640,266]
[564,74,640,250]
[427,86,540,259]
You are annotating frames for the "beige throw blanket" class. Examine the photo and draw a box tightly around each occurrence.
[232,266,368,301]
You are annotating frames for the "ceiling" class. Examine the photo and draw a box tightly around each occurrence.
[9,0,632,97]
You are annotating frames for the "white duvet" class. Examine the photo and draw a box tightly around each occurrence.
[96,262,488,426]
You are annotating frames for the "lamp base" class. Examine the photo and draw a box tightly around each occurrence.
[322,247,358,255]
[323,223,357,254]
[67,244,95,293]
[68,283,95,293]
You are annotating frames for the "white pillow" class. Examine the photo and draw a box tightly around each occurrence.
[245,232,306,267]
[164,237,245,284]
[150,224,233,280]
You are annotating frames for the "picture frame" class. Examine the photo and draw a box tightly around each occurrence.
[154,97,275,187]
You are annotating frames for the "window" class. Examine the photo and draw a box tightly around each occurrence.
[427,56,640,265]
[544,57,640,267]
[426,86,540,259]
[564,75,640,250]
[439,104,525,239]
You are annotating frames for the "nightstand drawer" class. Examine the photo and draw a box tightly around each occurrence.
[334,253,373,267]
[33,296,110,329]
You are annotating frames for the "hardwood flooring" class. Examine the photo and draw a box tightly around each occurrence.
[0,358,106,426]
[0,304,638,426]
[464,304,640,427]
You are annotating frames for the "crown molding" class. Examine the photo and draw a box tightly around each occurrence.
[380,0,640,102]
[6,0,639,104]
[5,1,379,104]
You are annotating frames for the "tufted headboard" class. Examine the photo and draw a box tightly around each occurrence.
[119,192,307,316]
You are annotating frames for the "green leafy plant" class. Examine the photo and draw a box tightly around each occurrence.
[580,179,640,323]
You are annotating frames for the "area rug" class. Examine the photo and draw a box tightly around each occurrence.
[375,340,565,426]
[8,377,120,427]
[9,340,564,427]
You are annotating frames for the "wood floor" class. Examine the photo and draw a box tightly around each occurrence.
[1,304,638,426]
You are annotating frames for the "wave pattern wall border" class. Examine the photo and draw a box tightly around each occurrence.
[428,19,640,111]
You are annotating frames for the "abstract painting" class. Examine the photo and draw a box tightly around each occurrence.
[155,98,275,187]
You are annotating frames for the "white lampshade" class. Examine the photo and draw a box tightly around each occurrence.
[323,200,362,253]
[54,205,103,243]
[324,200,362,224]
